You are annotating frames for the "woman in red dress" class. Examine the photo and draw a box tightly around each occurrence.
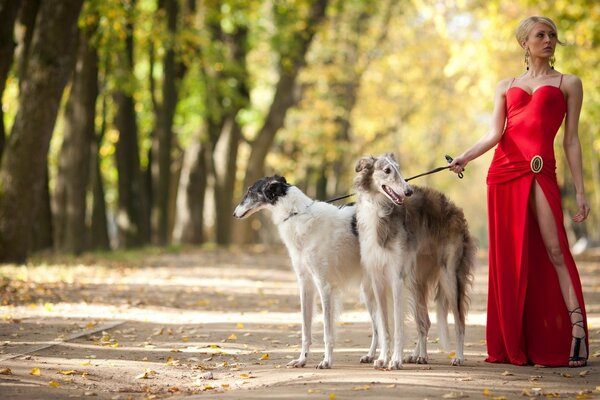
[449,16,590,367]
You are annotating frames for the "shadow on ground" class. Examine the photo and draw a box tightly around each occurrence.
[1,247,600,399]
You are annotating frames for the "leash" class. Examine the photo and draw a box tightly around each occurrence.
[325,155,463,204]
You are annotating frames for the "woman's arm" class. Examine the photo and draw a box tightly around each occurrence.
[562,74,590,222]
[448,79,510,173]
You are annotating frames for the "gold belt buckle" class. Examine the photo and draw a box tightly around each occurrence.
[530,155,543,173]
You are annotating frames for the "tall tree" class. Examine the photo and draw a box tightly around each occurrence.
[53,10,99,254]
[0,0,22,160]
[0,0,83,262]
[236,0,328,243]
[150,0,186,245]
[113,2,150,248]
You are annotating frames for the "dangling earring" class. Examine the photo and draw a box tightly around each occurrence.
[550,55,555,69]
[524,49,530,71]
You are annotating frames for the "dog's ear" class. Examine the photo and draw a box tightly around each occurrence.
[355,156,375,173]
[274,175,288,185]
[264,177,287,202]
[385,152,397,163]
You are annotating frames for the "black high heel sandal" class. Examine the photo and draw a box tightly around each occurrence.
[569,307,587,367]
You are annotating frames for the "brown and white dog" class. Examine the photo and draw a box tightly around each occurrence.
[353,153,476,369]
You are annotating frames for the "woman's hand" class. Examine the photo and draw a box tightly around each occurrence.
[572,193,590,223]
[448,155,468,175]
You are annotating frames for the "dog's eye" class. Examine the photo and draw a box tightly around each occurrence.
[384,167,391,174]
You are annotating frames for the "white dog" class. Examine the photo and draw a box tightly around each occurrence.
[354,154,476,369]
[233,175,378,369]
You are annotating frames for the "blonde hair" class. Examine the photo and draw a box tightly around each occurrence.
[516,16,565,47]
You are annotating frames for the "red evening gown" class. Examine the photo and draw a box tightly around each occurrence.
[485,75,588,366]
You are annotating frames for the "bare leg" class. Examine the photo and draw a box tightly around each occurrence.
[530,181,587,366]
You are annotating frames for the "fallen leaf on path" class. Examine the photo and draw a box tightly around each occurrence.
[48,380,60,388]
[483,388,491,396]
[135,369,157,379]
[259,353,269,361]
[307,388,322,394]
[447,351,457,359]
[236,323,245,329]
[352,384,370,391]
[459,377,472,382]
[30,368,41,376]
[227,334,237,341]
[166,357,180,366]
[81,361,92,366]
[579,370,590,377]
[502,371,514,376]
[329,394,336,399]
[561,372,573,378]
[221,383,230,389]
[58,370,77,375]
[0,368,12,375]
[522,387,542,397]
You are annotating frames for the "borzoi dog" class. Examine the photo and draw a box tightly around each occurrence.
[233,175,378,369]
[353,153,475,369]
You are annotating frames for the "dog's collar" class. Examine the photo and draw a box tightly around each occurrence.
[282,201,315,222]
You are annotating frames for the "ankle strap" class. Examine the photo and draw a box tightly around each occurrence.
[569,307,583,317]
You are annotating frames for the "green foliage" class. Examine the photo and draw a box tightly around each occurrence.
[3,0,595,247]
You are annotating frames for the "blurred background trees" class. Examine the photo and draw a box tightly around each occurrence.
[0,0,598,262]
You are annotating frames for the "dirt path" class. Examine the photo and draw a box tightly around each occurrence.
[1,247,600,399]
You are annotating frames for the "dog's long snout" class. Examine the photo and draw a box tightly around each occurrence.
[404,187,413,197]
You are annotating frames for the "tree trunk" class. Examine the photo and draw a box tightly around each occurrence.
[172,138,208,244]
[113,9,150,248]
[237,0,328,243]
[30,168,53,252]
[15,0,39,90]
[0,0,22,160]
[53,22,99,254]
[213,26,249,245]
[89,80,110,250]
[0,0,83,263]
[151,0,181,245]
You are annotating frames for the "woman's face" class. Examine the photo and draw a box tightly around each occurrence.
[524,22,558,57]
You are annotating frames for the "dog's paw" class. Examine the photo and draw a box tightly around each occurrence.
[404,355,417,364]
[388,359,403,370]
[360,355,375,364]
[373,359,387,369]
[287,358,306,368]
[450,357,464,366]
[316,360,331,369]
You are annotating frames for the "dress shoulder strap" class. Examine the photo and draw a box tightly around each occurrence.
[558,74,564,88]
[506,77,516,94]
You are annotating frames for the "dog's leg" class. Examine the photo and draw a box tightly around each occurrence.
[315,282,334,369]
[440,253,465,366]
[288,276,315,368]
[389,271,405,370]
[371,270,390,369]
[406,288,430,364]
[436,291,451,352]
[360,281,378,364]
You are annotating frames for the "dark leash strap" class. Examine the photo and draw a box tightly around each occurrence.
[326,155,463,203]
